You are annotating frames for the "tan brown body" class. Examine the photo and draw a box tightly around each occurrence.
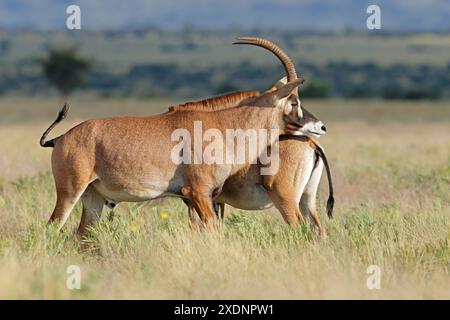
[44,90,305,238]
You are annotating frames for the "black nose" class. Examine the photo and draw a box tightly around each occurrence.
[321,125,327,132]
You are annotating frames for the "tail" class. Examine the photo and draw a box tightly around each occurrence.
[314,145,334,219]
[39,103,69,148]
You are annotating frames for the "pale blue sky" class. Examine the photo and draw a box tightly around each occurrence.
[0,0,449,31]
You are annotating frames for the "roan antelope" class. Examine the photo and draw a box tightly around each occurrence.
[179,37,334,237]
[39,37,325,239]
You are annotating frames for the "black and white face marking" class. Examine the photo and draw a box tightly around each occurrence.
[290,96,303,118]
[283,98,327,138]
[282,95,303,118]
[298,104,327,138]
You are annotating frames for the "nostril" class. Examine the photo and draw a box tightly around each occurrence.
[321,125,327,132]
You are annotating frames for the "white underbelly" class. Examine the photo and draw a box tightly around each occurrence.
[217,185,273,210]
[91,175,184,203]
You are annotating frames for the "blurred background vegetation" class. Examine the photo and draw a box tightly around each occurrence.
[0,30,449,100]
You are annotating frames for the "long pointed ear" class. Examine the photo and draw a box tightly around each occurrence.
[265,76,287,93]
[246,78,304,108]
[274,78,304,100]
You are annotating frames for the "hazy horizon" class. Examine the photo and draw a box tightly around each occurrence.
[0,0,449,32]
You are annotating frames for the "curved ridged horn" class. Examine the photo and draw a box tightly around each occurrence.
[233,36,299,85]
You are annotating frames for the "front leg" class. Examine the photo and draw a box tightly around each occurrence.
[181,185,218,226]
[214,203,225,220]
[183,198,202,230]
[184,199,224,229]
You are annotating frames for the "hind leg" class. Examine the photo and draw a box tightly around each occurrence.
[76,185,105,239]
[300,159,327,238]
[300,198,326,238]
[47,148,95,232]
[48,174,90,230]
[268,190,305,226]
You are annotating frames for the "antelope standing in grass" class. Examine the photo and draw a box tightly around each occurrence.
[39,37,324,239]
[178,37,334,237]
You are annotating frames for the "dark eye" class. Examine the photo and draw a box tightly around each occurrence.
[291,100,298,107]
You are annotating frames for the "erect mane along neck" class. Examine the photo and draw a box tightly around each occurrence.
[169,91,260,112]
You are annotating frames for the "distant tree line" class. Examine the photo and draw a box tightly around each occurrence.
[86,60,450,100]
[1,49,449,100]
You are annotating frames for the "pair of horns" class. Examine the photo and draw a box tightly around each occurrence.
[233,36,302,94]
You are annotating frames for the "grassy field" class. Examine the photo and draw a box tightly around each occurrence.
[0,97,449,299]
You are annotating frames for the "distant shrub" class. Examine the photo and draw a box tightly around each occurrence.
[380,83,405,100]
[39,48,91,97]
[301,80,330,98]
[403,87,441,100]
[344,85,373,98]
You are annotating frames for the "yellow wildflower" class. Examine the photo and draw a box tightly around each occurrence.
[159,212,169,219]
[128,225,138,233]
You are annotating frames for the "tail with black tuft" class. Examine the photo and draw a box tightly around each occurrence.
[326,193,334,219]
[39,103,69,148]
[314,145,334,219]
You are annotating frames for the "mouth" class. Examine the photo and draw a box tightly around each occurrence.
[306,130,325,137]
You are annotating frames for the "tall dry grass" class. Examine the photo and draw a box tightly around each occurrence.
[0,97,449,299]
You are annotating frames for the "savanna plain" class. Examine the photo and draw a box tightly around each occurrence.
[0,97,449,299]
